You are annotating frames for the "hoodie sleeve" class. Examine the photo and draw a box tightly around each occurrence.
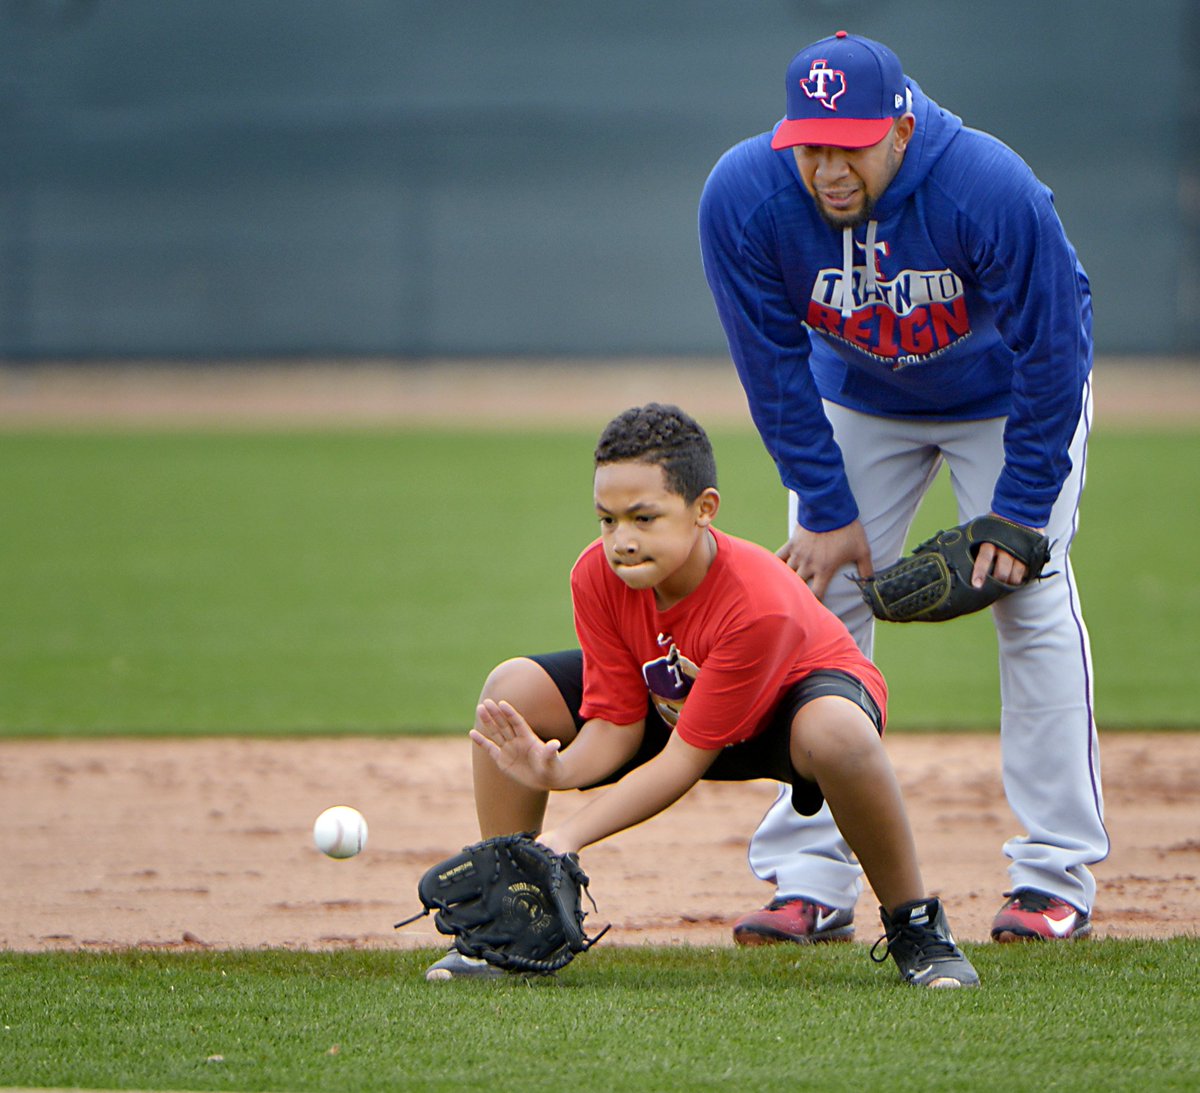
[698,148,859,533]
[952,139,1091,528]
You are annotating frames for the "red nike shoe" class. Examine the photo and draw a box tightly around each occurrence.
[732,897,854,945]
[991,890,1092,942]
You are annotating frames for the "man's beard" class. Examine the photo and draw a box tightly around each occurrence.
[815,190,876,230]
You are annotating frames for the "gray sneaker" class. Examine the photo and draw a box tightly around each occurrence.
[873,897,980,988]
[424,949,505,982]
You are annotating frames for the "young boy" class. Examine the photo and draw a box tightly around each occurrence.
[427,403,978,988]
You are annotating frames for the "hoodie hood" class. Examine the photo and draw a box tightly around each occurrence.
[868,78,963,219]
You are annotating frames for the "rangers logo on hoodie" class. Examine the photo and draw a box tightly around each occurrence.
[805,237,972,367]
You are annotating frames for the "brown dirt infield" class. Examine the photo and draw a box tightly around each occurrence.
[1,733,1196,950]
[3,355,1200,429]
[1,359,1197,952]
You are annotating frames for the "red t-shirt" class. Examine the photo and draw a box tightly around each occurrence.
[571,528,887,749]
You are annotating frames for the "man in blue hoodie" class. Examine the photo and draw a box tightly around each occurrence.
[700,31,1108,944]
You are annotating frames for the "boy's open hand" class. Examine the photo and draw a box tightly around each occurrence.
[470,699,564,790]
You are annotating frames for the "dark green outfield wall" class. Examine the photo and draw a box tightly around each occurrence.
[1,0,1195,359]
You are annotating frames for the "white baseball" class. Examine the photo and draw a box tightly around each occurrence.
[313,805,368,859]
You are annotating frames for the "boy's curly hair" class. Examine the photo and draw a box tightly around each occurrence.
[594,403,717,503]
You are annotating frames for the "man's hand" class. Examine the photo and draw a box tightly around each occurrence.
[970,517,1044,588]
[777,519,873,601]
[470,699,564,790]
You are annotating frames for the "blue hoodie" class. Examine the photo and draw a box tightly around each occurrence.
[699,80,1092,533]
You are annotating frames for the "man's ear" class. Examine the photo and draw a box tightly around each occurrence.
[695,487,721,526]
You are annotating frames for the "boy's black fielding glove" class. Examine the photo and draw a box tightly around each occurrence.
[851,515,1053,622]
[396,833,608,974]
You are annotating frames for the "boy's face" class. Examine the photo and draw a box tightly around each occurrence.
[593,460,719,607]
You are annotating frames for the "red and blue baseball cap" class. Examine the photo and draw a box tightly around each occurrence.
[771,31,908,150]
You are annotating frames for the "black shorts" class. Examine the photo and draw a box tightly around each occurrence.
[528,649,883,816]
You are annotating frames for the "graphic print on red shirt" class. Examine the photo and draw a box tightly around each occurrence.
[641,635,699,727]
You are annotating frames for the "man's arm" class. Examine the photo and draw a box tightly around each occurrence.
[957,143,1090,531]
[946,149,1088,585]
[537,733,720,855]
[698,157,859,535]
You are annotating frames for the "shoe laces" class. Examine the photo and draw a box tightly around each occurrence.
[1003,889,1058,913]
[764,897,807,912]
[869,918,960,965]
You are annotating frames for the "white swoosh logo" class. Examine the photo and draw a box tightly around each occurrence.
[1046,911,1078,937]
[908,965,934,981]
[815,908,842,931]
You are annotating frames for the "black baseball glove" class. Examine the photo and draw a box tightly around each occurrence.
[851,515,1052,622]
[395,833,608,974]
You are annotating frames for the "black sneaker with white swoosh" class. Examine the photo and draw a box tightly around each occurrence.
[872,897,980,988]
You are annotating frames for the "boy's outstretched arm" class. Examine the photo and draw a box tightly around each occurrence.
[538,734,719,856]
[471,698,644,791]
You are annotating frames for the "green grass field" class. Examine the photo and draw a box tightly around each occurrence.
[1,427,1196,734]
[2,944,1198,1092]
[2,422,1198,1092]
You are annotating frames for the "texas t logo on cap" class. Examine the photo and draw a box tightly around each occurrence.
[801,60,846,112]
[772,30,908,150]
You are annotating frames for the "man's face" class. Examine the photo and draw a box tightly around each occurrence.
[593,461,716,605]
[792,115,914,228]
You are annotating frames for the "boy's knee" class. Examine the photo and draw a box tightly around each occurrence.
[480,657,545,703]
[476,657,576,746]
[791,699,880,775]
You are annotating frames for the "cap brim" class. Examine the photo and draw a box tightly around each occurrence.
[771,116,895,151]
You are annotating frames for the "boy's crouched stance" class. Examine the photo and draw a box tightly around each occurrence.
[428,404,977,988]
